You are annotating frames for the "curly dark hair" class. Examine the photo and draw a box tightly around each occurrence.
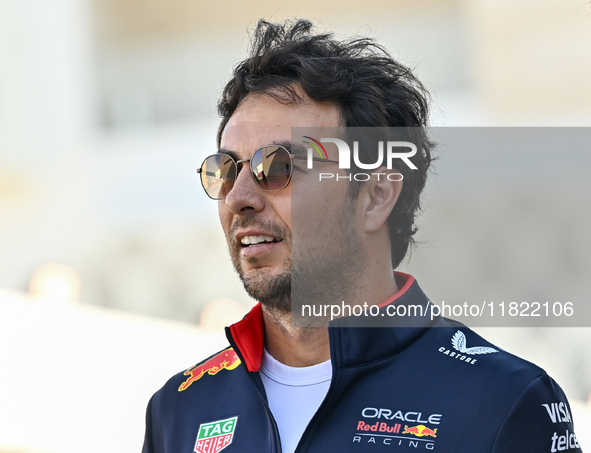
[217,19,434,269]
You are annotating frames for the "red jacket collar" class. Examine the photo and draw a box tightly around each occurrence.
[227,272,415,372]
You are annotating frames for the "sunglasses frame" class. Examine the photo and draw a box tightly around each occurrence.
[196,144,339,200]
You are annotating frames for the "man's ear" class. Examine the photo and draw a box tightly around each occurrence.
[360,168,403,233]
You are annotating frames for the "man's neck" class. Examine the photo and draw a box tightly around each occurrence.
[261,271,400,367]
[262,305,330,367]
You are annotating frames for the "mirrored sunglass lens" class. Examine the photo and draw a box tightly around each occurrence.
[252,146,291,190]
[201,154,236,199]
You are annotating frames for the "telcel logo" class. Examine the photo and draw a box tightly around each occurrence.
[304,136,418,170]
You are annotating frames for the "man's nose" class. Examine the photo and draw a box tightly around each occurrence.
[224,163,265,214]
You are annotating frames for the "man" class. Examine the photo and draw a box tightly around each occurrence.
[142,19,582,453]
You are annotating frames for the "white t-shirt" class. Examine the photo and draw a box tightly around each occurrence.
[259,348,332,453]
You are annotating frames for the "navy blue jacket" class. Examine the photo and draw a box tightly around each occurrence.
[142,273,582,452]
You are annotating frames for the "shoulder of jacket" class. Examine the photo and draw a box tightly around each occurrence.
[428,320,547,384]
[154,345,243,398]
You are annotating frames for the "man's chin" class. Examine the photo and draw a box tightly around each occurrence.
[240,270,291,315]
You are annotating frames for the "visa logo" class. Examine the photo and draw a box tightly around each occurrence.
[542,402,572,424]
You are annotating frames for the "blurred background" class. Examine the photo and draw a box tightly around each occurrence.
[1,0,590,451]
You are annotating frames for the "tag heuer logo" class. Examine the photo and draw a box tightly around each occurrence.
[194,416,238,453]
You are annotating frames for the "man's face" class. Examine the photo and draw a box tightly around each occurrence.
[218,92,362,315]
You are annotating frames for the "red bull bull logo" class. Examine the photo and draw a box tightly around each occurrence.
[179,348,241,391]
[402,425,437,438]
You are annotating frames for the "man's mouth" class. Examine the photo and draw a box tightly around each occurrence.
[240,235,282,247]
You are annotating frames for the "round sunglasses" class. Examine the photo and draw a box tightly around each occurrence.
[196,145,339,200]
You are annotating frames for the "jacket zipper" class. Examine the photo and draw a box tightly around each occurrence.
[225,328,283,453]
[293,326,341,453]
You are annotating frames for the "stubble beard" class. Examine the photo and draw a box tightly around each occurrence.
[290,209,366,327]
[228,220,292,316]
[228,197,366,326]
[238,258,292,316]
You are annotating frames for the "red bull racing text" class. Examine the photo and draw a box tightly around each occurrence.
[353,407,442,450]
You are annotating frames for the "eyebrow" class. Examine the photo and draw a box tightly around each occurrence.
[217,141,308,158]
[217,148,240,161]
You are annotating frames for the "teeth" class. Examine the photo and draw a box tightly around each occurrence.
[241,235,277,245]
